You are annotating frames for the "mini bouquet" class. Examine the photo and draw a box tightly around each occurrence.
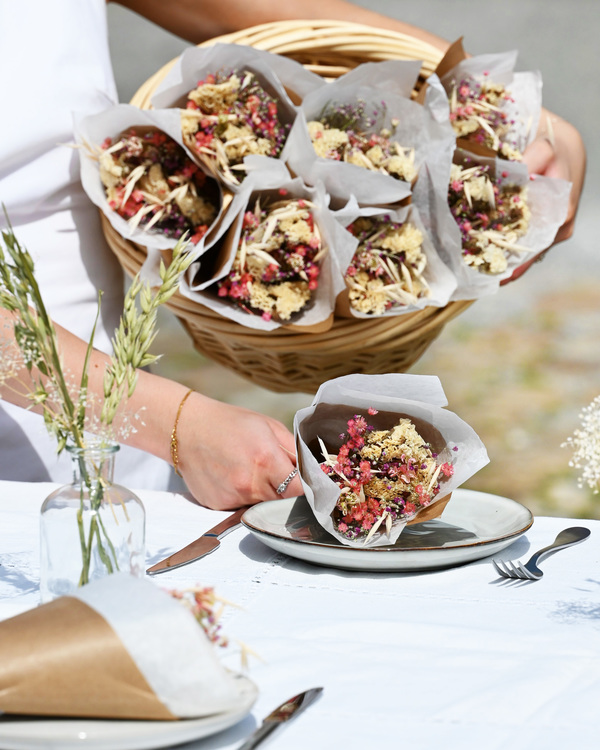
[285,60,456,206]
[0,575,254,720]
[99,127,220,244]
[412,150,571,299]
[77,104,224,282]
[150,44,316,187]
[448,160,531,275]
[434,39,542,161]
[294,374,489,548]
[178,160,357,331]
[334,202,456,317]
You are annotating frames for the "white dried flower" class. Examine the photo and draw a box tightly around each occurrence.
[562,395,600,493]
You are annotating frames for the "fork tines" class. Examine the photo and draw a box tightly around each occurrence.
[492,558,540,581]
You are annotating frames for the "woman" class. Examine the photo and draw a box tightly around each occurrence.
[0,0,586,509]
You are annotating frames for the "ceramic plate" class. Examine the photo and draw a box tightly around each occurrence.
[0,675,257,750]
[242,489,533,572]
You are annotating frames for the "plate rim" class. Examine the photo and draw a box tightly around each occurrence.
[242,488,534,554]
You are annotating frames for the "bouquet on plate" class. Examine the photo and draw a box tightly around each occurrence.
[319,409,455,543]
[294,374,489,548]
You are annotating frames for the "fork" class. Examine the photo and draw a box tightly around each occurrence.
[492,526,591,580]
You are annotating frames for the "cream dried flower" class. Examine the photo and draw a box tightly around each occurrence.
[563,396,600,494]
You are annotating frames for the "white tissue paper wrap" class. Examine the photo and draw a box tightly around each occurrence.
[285,60,456,207]
[149,44,317,188]
[437,49,543,158]
[294,374,489,548]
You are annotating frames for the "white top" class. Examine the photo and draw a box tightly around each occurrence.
[0,0,173,488]
[2,481,599,750]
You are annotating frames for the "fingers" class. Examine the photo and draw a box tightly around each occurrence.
[523,138,555,176]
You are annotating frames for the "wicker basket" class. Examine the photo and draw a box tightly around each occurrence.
[102,20,473,394]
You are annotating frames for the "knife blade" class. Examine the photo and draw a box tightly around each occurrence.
[146,506,248,575]
[237,687,323,750]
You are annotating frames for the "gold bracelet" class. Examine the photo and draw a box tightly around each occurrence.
[170,389,193,477]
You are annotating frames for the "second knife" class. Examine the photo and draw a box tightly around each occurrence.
[146,506,248,575]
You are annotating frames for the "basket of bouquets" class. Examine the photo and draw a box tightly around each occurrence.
[285,59,456,206]
[175,158,356,332]
[333,197,457,317]
[149,44,323,188]
[294,373,489,548]
[77,104,224,280]
[412,148,571,300]
[432,38,543,161]
[99,22,505,393]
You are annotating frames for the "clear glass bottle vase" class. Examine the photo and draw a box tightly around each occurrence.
[40,442,145,603]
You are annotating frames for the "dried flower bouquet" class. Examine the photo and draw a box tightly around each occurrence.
[447,73,523,160]
[319,409,454,542]
[181,68,291,186]
[307,99,417,183]
[344,215,431,314]
[448,161,531,275]
[99,127,221,245]
[215,193,326,322]
[435,40,542,161]
[294,374,489,548]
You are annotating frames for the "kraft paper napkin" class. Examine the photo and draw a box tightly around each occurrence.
[0,574,241,720]
[294,373,489,548]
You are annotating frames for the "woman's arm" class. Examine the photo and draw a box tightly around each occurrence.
[113,0,450,51]
[0,307,302,508]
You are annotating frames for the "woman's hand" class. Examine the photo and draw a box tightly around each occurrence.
[175,392,303,510]
[501,110,586,284]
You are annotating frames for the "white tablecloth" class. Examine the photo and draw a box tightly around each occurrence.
[1,480,600,749]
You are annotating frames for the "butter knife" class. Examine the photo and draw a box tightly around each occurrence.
[237,687,323,750]
[146,506,248,575]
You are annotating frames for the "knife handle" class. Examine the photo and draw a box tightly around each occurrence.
[236,720,278,750]
[208,506,248,538]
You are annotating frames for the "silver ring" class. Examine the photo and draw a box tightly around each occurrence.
[276,468,298,495]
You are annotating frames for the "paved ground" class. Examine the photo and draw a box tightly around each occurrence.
[107,1,600,519]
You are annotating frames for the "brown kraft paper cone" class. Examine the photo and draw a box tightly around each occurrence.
[0,597,176,720]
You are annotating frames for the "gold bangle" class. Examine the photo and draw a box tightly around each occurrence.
[170,389,193,477]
